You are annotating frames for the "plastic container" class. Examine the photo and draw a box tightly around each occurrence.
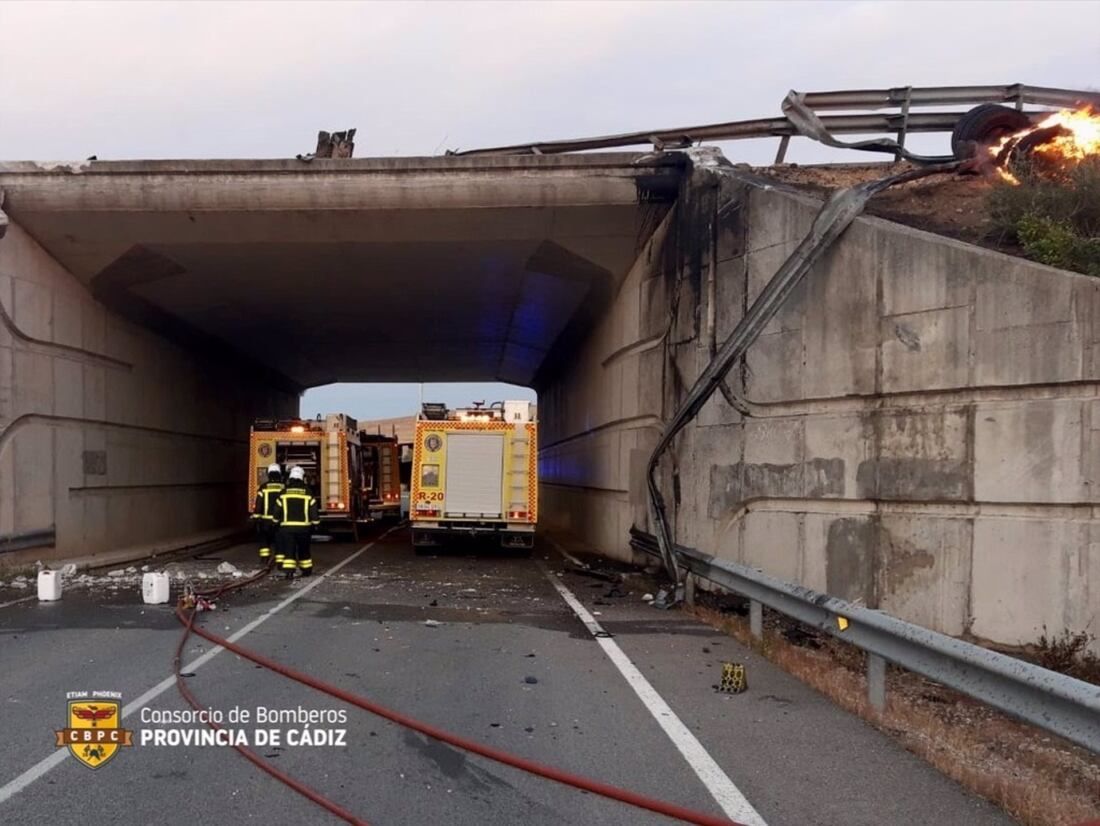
[37,570,62,601]
[142,572,170,605]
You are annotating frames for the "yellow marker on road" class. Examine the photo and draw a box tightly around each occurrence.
[837,616,849,631]
[719,662,747,694]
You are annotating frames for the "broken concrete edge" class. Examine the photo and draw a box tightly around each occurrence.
[0,188,7,240]
[0,528,245,578]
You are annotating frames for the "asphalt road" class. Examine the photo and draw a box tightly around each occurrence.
[0,527,1012,826]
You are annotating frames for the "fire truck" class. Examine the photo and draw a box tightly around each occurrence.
[358,430,401,521]
[248,414,379,538]
[410,401,537,550]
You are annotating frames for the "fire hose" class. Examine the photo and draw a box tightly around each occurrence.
[174,559,743,826]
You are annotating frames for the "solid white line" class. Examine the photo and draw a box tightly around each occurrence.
[0,532,391,806]
[538,559,767,826]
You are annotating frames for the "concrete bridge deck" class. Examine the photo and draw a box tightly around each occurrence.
[0,154,679,388]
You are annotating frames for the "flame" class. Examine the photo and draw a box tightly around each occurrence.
[989,106,1100,185]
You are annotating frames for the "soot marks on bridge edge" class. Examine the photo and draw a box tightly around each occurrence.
[668,170,719,347]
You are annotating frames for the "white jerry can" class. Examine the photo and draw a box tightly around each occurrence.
[142,572,171,605]
[37,570,62,601]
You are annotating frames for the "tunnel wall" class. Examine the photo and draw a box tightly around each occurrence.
[541,167,1100,652]
[0,221,298,570]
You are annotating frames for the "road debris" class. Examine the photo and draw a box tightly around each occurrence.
[718,662,748,694]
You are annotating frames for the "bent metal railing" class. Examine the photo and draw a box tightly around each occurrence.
[451,83,1100,163]
[630,527,1100,754]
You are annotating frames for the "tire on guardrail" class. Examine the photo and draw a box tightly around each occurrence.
[951,104,1032,159]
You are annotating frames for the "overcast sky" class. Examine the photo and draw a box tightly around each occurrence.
[3,0,1097,418]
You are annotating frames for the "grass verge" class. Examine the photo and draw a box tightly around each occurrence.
[689,600,1100,826]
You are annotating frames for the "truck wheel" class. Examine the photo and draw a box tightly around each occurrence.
[951,104,1031,159]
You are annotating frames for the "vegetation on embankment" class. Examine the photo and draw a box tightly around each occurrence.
[989,157,1100,276]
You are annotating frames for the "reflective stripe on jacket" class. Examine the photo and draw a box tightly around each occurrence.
[253,482,285,520]
[275,488,319,528]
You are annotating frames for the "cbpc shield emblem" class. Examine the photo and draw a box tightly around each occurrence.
[55,694,133,769]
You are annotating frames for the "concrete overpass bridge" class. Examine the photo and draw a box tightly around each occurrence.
[1,149,1097,658]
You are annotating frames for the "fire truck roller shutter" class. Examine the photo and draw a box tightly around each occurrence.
[444,434,504,518]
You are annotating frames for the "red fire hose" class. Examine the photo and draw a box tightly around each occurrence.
[175,564,742,826]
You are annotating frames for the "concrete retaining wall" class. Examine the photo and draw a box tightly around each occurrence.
[540,166,1100,652]
[0,221,297,570]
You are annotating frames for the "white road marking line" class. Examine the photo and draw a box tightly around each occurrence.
[0,595,36,609]
[0,532,392,806]
[538,557,767,826]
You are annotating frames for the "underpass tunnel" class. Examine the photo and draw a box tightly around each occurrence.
[0,153,684,568]
[3,143,1099,658]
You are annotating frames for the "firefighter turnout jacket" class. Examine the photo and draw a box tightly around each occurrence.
[274,484,320,530]
[253,480,286,521]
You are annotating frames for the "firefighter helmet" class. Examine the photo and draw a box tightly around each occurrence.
[267,463,281,475]
[289,466,305,481]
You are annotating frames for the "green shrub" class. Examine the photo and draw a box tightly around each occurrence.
[988,156,1100,275]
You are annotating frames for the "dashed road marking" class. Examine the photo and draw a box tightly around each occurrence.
[539,555,767,826]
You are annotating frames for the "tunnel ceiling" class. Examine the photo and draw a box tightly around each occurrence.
[0,154,680,389]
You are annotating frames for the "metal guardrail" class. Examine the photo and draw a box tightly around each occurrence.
[451,83,1100,162]
[629,528,1100,754]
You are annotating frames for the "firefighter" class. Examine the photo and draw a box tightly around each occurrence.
[252,463,284,563]
[273,465,319,579]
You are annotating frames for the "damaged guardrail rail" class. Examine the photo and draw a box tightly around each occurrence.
[451,83,1100,162]
[630,528,1100,754]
